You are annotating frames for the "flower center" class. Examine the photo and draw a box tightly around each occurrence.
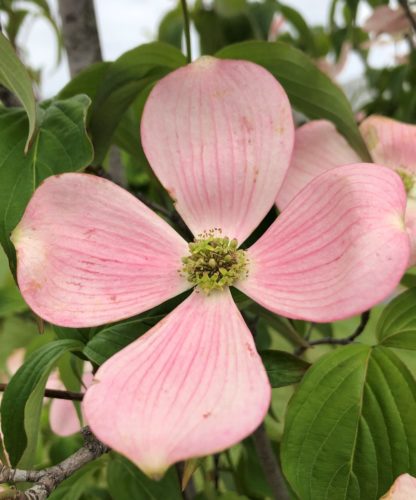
[181,236,248,294]
[397,169,415,196]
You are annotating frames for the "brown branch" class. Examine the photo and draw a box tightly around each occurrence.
[295,310,370,356]
[252,424,289,500]
[243,314,290,499]
[398,0,416,33]
[0,383,83,402]
[0,428,108,500]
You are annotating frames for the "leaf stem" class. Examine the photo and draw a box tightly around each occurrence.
[180,0,192,63]
[398,0,416,33]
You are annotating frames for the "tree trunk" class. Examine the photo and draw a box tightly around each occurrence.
[58,0,102,77]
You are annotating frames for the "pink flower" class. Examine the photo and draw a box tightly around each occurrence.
[277,117,416,265]
[11,58,410,477]
[48,370,93,437]
[315,42,351,81]
[381,473,416,499]
[363,5,410,38]
[268,14,285,42]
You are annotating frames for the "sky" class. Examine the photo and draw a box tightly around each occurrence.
[3,0,406,99]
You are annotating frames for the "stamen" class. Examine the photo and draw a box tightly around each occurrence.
[181,235,248,294]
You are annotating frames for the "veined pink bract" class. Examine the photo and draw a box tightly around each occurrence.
[277,117,416,265]
[381,473,416,499]
[12,58,410,477]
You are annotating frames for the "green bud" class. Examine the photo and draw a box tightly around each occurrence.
[208,258,217,268]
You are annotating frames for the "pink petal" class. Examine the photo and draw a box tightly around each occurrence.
[49,370,93,436]
[50,399,81,437]
[141,56,294,243]
[363,6,409,36]
[360,116,416,266]
[381,474,416,500]
[360,115,416,173]
[238,164,410,322]
[277,120,361,210]
[406,200,416,266]
[83,290,271,476]
[12,173,190,327]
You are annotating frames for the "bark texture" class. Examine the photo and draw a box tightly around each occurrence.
[58,0,102,77]
[0,428,108,499]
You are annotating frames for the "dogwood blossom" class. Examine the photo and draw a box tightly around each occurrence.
[12,57,410,477]
[277,117,416,265]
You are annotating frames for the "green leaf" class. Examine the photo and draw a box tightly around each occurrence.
[83,293,188,365]
[376,288,416,349]
[83,315,162,366]
[260,350,310,388]
[247,2,279,40]
[0,94,93,268]
[246,303,309,348]
[214,0,248,17]
[281,344,416,500]
[279,4,317,55]
[158,7,184,48]
[236,440,273,498]
[58,62,112,102]
[89,42,186,164]
[0,247,26,316]
[113,84,154,164]
[216,41,369,159]
[54,325,91,345]
[0,32,37,152]
[107,454,182,500]
[1,339,84,466]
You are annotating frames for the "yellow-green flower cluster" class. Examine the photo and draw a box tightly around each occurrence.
[182,236,248,294]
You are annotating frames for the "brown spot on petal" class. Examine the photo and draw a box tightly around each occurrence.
[253,166,260,183]
[241,115,254,132]
[246,343,255,357]
[83,228,96,238]
[167,187,177,204]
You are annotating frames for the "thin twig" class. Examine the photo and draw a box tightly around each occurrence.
[0,428,108,499]
[180,0,192,63]
[213,454,220,491]
[252,424,290,500]
[244,315,290,499]
[295,310,371,356]
[0,383,83,402]
[398,0,416,33]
